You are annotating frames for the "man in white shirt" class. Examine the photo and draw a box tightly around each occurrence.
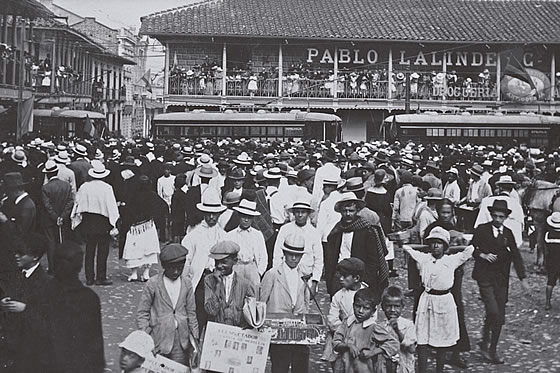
[312,149,341,204]
[443,168,461,205]
[157,166,176,208]
[273,200,323,296]
[226,199,268,285]
[316,178,343,247]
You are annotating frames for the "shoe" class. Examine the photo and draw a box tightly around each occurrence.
[389,271,399,278]
[86,280,95,286]
[488,352,504,365]
[447,356,469,369]
[95,279,113,286]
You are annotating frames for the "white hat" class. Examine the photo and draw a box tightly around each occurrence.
[263,167,282,179]
[54,150,71,164]
[42,160,59,173]
[88,160,110,179]
[197,153,213,166]
[496,175,516,185]
[425,226,450,246]
[233,199,260,216]
[446,167,459,175]
[74,144,88,157]
[287,200,315,212]
[119,330,154,359]
[547,212,560,230]
[197,188,226,213]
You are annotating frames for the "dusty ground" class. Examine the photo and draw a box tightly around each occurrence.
[91,241,560,372]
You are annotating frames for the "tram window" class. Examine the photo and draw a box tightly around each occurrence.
[67,121,76,137]
[216,127,232,137]
[250,126,265,136]
[507,129,512,137]
[233,126,250,137]
[181,126,199,136]
[426,128,433,136]
[268,127,282,136]
[285,127,304,137]
[200,126,216,136]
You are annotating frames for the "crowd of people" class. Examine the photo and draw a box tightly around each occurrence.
[0,134,559,373]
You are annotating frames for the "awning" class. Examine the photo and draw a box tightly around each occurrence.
[4,0,55,19]
[33,109,106,120]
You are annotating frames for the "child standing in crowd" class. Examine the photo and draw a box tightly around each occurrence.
[136,243,199,366]
[332,288,399,373]
[379,286,416,373]
[259,233,310,373]
[204,241,257,327]
[323,258,370,366]
[404,227,474,373]
[118,330,155,373]
[545,212,560,310]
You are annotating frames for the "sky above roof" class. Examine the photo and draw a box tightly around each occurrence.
[55,0,197,29]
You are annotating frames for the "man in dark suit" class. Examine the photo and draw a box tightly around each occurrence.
[472,199,529,365]
[45,240,105,373]
[170,174,188,242]
[40,160,74,273]
[1,234,52,372]
[67,144,91,189]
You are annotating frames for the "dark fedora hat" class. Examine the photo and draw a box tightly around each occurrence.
[487,199,511,215]
[3,172,26,189]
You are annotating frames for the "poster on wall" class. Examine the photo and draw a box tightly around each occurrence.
[199,322,271,373]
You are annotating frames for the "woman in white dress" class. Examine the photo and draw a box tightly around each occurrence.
[404,227,473,373]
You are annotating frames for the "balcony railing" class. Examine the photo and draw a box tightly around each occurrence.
[166,74,560,102]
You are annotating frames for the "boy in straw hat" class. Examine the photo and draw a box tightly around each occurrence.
[273,199,323,297]
[118,330,154,373]
[204,241,256,327]
[259,233,310,373]
[545,212,560,310]
[226,199,267,284]
[137,243,198,365]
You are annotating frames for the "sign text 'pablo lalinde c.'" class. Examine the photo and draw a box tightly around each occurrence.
[306,48,537,67]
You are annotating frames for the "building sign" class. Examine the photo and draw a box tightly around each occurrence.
[501,68,551,102]
[199,322,271,373]
[307,47,537,68]
[432,86,498,99]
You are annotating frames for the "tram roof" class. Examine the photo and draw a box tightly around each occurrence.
[384,113,560,125]
[34,109,106,120]
[153,111,342,122]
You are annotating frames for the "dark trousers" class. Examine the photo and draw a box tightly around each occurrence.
[43,224,69,273]
[85,232,110,282]
[269,344,309,373]
[478,280,508,330]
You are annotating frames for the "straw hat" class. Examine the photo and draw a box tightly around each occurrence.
[287,200,314,213]
[233,199,261,216]
[88,160,110,179]
[282,233,305,254]
[42,160,59,173]
[495,175,516,186]
[197,188,226,213]
[334,192,366,212]
[264,167,282,179]
[547,212,560,230]
[74,144,88,157]
[195,164,218,178]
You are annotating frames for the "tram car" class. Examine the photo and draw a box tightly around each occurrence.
[152,109,342,142]
[383,112,560,148]
[33,108,107,138]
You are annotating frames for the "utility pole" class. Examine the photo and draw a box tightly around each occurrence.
[16,19,26,141]
[405,70,411,113]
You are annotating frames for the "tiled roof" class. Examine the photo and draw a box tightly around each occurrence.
[3,0,55,19]
[140,0,560,43]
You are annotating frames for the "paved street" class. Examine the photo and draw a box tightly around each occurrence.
[88,241,560,372]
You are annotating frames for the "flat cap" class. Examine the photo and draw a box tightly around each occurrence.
[160,243,188,263]
[336,257,365,276]
[209,241,240,260]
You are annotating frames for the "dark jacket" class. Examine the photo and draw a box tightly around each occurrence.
[171,188,188,237]
[45,277,105,373]
[472,222,526,299]
[67,158,91,189]
[204,271,256,327]
[326,222,388,296]
[2,194,36,235]
[41,178,74,227]
[185,185,203,227]
[10,265,52,372]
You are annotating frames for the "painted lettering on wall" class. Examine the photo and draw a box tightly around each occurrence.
[307,48,534,68]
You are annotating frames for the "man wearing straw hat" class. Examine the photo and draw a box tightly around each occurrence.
[40,160,74,273]
[185,161,219,229]
[52,150,77,195]
[182,187,227,332]
[68,143,92,189]
[71,160,119,286]
[272,199,323,297]
[226,199,267,285]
